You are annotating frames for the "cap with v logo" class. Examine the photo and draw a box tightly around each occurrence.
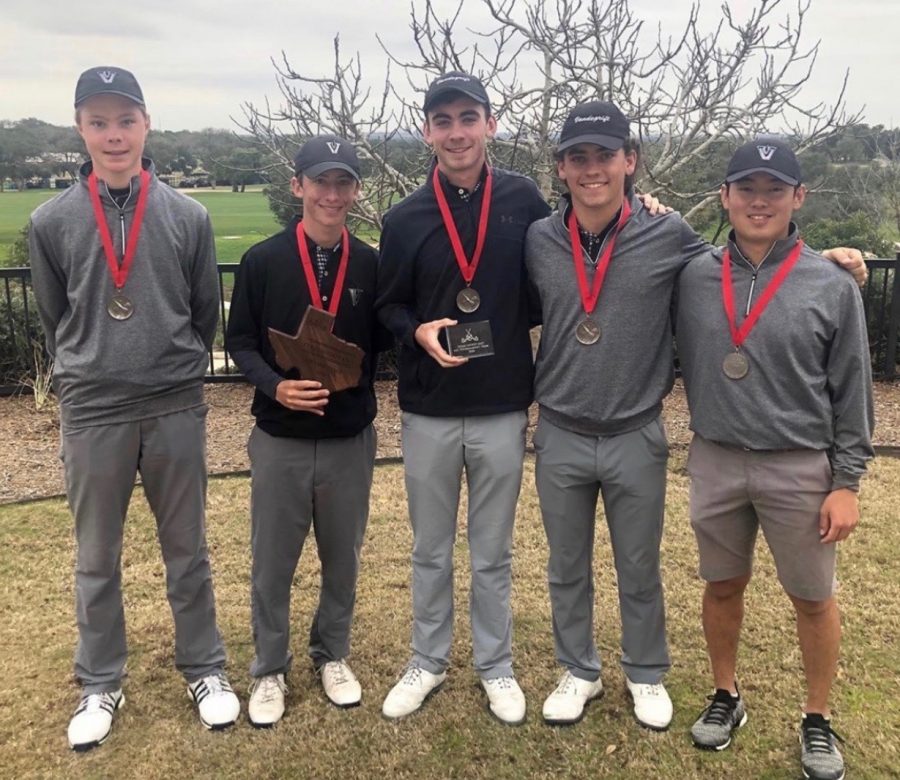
[293,135,361,181]
[75,66,145,108]
[725,135,802,185]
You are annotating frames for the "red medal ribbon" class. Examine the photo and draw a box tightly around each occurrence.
[87,168,151,290]
[721,241,804,349]
[295,222,351,316]
[432,165,493,286]
[567,198,632,316]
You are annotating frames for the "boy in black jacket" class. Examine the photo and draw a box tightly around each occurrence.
[227,136,391,726]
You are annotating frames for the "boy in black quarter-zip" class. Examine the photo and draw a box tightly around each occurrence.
[678,137,873,780]
[226,136,392,726]
[29,66,239,751]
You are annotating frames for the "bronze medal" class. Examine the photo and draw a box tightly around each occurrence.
[575,318,601,345]
[107,293,135,321]
[722,351,749,380]
[456,287,481,314]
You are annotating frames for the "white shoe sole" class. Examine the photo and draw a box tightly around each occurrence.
[325,694,362,710]
[249,714,282,729]
[69,693,125,752]
[543,688,604,726]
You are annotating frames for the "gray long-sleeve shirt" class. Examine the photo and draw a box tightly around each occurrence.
[526,194,707,435]
[676,228,874,490]
[29,159,219,429]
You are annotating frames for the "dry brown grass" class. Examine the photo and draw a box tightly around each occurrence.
[1,454,898,779]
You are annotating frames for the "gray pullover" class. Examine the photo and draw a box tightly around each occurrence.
[29,159,219,429]
[526,194,706,435]
[676,228,874,490]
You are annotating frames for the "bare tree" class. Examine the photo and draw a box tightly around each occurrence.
[238,0,859,228]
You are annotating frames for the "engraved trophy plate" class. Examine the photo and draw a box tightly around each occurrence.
[575,318,601,345]
[443,320,494,359]
[456,287,481,314]
[107,294,134,320]
[722,351,750,380]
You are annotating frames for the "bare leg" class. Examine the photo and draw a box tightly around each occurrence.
[789,594,840,717]
[702,574,752,694]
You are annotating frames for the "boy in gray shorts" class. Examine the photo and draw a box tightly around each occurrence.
[676,137,874,780]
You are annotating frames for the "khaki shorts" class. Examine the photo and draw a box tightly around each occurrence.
[686,435,837,601]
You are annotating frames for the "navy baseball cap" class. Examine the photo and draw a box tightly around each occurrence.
[75,66,145,108]
[293,135,361,181]
[423,72,490,114]
[726,136,802,185]
[557,101,630,153]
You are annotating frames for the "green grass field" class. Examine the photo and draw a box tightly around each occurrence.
[1,454,898,779]
[0,187,280,265]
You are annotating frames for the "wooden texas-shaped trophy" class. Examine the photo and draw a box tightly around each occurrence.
[268,306,364,393]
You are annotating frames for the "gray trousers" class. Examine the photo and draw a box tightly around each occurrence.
[61,406,226,695]
[401,410,527,679]
[534,415,670,684]
[248,424,375,677]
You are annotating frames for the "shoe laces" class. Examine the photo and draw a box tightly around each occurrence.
[74,691,118,716]
[700,689,738,726]
[400,663,425,687]
[254,675,285,704]
[802,714,844,754]
[485,676,515,691]
[632,682,665,698]
[325,660,350,686]
[199,673,233,696]
[553,671,577,695]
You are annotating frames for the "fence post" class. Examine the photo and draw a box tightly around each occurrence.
[884,252,900,381]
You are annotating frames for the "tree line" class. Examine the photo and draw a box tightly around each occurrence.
[0,120,265,193]
[2,0,899,257]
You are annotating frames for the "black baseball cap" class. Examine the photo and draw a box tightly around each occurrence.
[725,136,802,185]
[557,101,629,153]
[293,135,361,181]
[74,66,145,108]
[423,72,490,114]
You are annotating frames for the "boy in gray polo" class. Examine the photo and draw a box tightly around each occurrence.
[678,138,873,780]
[29,66,239,750]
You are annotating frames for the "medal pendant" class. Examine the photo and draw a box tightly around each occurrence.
[722,351,749,380]
[575,318,601,345]
[456,287,481,313]
[107,294,134,321]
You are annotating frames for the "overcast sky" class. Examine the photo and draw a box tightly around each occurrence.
[2,0,896,132]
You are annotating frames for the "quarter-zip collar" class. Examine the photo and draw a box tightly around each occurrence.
[725,222,801,273]
[78,157,154,211]
[553,191,633,265]
[723,222,801,317]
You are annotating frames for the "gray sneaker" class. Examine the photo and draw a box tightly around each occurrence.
[800,713,845,780]
[691,689,747,750]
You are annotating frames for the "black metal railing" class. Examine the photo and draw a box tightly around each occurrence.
[3,255,900,395]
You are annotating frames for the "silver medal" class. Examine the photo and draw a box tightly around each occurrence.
[575,318,601,345]
[456,287,481,314]
[107,294,134,321]
[722,352,749,380]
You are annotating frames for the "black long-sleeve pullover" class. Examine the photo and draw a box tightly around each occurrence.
[226,218,392,439]
[375,164,550,417]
